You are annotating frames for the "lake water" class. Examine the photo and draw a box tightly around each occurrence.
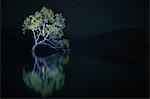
[2,43,148,98]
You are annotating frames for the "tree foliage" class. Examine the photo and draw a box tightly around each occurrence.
[22,6,70,51]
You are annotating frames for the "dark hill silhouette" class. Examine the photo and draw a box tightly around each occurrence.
[71,28,148,64]
[94,28,148,64]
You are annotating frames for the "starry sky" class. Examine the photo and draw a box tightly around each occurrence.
[2,0,148,38]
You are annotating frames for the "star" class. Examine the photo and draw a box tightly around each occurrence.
[85,4,89,9]
[5,2,8,5]
[88,19,91,22]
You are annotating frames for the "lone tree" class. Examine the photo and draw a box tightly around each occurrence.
[22,6,70,51]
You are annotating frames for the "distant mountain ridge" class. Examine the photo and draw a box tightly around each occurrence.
[71,28,148,64]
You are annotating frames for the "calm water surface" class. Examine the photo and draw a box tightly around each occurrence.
[2,47,148,98]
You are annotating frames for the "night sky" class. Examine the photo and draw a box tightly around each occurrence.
[2,0,148,38]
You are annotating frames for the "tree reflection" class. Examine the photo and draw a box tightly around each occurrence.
[22,51,69,97]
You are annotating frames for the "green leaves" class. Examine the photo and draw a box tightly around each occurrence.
[22,6,70,51]
[22,6,66,38]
